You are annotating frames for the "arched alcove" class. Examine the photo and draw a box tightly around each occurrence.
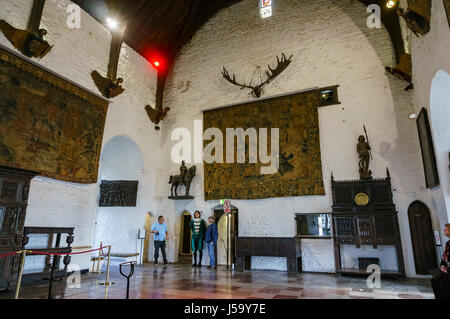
[429,70,450,223]
[93,135,145,254]
[178,211,192,264]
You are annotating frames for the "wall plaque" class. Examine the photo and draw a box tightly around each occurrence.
[99,181,138,207]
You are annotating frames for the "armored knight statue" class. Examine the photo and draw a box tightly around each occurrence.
[169,161,196,199]
[357,135,372,179]
[180,160,188,184]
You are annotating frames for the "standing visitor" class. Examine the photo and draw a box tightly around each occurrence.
[431,224,450,299]
[191,210,206,267]
[205,216,218,269]
[151,216,169,265]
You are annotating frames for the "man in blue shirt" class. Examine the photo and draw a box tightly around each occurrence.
[151,216,169,265]
[205,216,218,269]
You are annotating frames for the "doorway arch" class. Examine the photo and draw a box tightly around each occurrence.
[212,205,238,267]
[408,201,437,275]
[178,211,192,264]
[94,135,145,255]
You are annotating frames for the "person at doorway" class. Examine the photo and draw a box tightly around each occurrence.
[205,216,218,269]
[191,210,206,267]
[151,216,169,265]
[431,224,450,299]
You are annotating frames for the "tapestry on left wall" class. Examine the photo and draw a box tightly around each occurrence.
[0,47,109,183]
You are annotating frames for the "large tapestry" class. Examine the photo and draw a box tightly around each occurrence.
[0,47,109,183]
[203,90,325,200]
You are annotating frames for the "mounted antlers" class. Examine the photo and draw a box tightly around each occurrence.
[221,53,293,98]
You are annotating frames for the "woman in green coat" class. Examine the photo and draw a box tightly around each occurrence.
[191,210,206,267]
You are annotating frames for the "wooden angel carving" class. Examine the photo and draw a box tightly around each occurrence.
[91,70,125,99]
[0,20,52,59]
[145,105,170,130]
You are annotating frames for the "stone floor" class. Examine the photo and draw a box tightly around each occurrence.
[0,264,434,299]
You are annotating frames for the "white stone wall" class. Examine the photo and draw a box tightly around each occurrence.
[0,0,159,269]
[158,0,429,275]
[395,0,450,272]
[407,0,450,269]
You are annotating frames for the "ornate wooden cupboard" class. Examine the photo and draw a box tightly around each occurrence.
[0,166,39,291]
[331,172,406,279]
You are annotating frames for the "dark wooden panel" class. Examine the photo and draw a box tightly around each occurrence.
[0,166,38,291]
[99,180,138,207]
[331,175,406,279]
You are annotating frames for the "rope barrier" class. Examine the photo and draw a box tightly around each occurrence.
[0,251,18,258]
[11,244,112,299]
[0,246,106,258]
[27,246,106,256]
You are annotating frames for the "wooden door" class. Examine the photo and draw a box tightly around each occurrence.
[408,201,436,275]
[181,214,191,254]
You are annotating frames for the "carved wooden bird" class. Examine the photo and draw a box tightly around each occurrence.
[0,20,52,59]
[91,70,125,99]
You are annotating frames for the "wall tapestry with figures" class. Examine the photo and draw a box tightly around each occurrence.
[203,90,325,200]
[0,46,109,183]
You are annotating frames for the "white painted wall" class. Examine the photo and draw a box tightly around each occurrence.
[1,0,447,277]
[0,0,159,270]
[406,0,450,267]
[157,0,429,275]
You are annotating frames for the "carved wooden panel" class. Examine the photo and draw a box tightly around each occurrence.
[357,216,373,245]
[334,217,355,244]
[335,188,353,205]
[0,181,19,200]
[331,176,406,279]
[0,166,37,291]
[374,216,398,238]
[99,180,138,207]
[370,185,390,204]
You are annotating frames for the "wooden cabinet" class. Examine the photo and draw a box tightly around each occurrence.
[0,166,38,291]
[235,237,302,275]
[331,173,406,279]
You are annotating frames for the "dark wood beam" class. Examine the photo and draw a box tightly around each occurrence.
[107,25,126,80]
[27,0,45,33]
[358,0,405,63]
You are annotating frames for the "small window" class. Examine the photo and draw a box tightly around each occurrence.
[318,85,340,106]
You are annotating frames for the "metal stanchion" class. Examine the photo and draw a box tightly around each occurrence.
[14,250,26,300]
[92,241,104,274]
[119,261,136,299]
[99,245,114,286]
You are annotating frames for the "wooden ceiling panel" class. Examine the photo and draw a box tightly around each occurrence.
[73,0,239,68]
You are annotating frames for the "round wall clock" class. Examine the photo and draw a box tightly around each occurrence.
[355,192,370,206]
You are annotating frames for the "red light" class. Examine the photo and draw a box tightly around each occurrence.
[154,61,160,67]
